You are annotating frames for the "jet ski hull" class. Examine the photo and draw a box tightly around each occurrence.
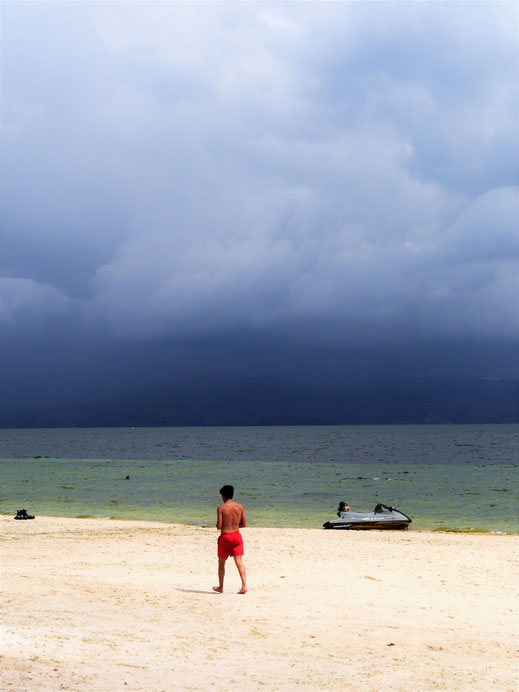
[323,504,411,530]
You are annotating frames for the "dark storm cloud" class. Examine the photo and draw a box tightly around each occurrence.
[1,1,518,410]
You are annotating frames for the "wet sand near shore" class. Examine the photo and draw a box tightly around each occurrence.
[1,516,517,691]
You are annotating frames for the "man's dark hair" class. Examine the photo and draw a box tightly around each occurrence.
[220,485,234,500]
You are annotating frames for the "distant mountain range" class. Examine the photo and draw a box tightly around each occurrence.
[1,374,518,427]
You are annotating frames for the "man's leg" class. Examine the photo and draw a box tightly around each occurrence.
[233,555,247,594]
[213,558,226,593]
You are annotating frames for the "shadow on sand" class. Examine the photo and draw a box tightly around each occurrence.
[176,588,217,595]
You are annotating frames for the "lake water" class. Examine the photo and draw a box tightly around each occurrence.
[0,424,517,532]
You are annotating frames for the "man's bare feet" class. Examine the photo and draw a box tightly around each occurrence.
[212,586,223,593]
[237,587,248,594]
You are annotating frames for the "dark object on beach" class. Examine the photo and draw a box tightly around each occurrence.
[125,476,130,480]
[323,503,411,530]
[14,508,35,520]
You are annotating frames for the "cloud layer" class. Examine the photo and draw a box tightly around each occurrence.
[1,1,518,409]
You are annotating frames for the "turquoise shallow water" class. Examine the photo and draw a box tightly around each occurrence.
[1,425,517,532]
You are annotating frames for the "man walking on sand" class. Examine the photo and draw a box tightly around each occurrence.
[213,485,247,594]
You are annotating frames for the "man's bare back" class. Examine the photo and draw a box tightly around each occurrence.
[217,499,246,534]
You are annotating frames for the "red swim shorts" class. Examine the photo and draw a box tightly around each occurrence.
[217,531,244,560]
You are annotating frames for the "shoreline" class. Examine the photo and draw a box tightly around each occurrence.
[2,515,517,690]
[2,511,517,535]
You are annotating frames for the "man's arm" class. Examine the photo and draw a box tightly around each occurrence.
[239,506,247,528]
[216,505,222,530]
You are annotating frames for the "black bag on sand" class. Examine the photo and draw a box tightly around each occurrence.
[14,508,35,520]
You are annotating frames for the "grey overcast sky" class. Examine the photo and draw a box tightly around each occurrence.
[1,1,518,412]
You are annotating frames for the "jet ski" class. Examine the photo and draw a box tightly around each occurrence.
[323,503,411,530]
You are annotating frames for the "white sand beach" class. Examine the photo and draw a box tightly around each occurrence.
[1,516,517,691]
